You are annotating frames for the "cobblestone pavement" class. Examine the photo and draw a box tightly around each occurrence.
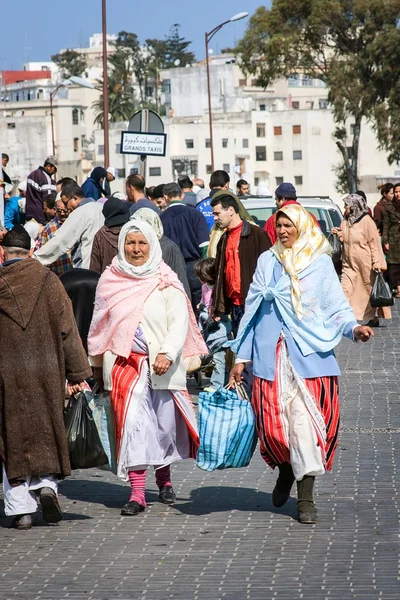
[1,308,400,600]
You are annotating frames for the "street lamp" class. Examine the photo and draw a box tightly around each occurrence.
[50,76,95,155]
[205,12,249,172]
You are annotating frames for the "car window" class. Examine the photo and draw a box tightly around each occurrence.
[328,208,342,227]
[246,207,275,227]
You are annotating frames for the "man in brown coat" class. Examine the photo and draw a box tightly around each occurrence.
[0,226,92,530]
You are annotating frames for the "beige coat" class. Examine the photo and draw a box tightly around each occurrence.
[339,216,389,321]
[90,285,189,391]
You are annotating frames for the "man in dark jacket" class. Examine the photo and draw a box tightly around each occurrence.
[2,153,11,184]
[211,193,272,334]
[26,155,58,224]
[82,166,107,200]
[90,197,130,274]
[0,226,91,530]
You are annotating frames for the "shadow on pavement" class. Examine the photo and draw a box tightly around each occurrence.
[0,512,92,529]
[59,478,160,509]
[175,485,298,519]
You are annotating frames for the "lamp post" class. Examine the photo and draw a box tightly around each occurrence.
[50,76,95,155]
[205,12,248,172]
[102,0,110,167]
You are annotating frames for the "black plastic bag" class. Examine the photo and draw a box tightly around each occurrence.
[370,272,394,308]
[328,233,342,264]
[64,391,109,469]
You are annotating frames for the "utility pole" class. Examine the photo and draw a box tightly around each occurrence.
[102,0,110,167]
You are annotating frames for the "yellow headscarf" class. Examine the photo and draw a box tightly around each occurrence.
[270,204,332,319]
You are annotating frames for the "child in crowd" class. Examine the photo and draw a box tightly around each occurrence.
[194,258,232,391]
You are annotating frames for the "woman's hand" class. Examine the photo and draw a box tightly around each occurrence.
[67,381,86,396]
[331,227,340,235]
[353,326,374,343]
[153,353,172,376]
[227,363,245,388]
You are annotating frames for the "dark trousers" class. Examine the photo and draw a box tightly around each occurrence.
[186,260,202,311]
[230,303,253,396]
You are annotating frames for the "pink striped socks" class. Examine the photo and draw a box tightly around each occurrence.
[128,469,147,506]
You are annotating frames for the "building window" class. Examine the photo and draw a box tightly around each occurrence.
[295,176,303,185]
[81,135,85,148]
[7,122,16,129]
[242,138,249,148]
[80,109,85,122]
[254,177,259,187]
[256,146,267,161]
[274,126,282,136]
[293,150,303,160]
[205,138,211,148]
[239,78,246,87]
[223,163,230,172]
[222,138,228,148]
[130,167,139,175]
[117,168,126,178]
[149,167,161,177]
[259,104,266,111]
[206,164,212,174]
[98,145,104,155]
[306,101,314,109]
[292,101,300,109]
[73,137,79,153]
[256,123,266,137]
[185,139,194,149]
[274,151,283,161]
[293,125,301,135]
[72,108,79,125]
[319,98,328,109]
[275,176,284,185]
[251,78,259,86]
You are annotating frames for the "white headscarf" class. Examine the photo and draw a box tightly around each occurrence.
[116,220,162,279]
[130,208,164,240]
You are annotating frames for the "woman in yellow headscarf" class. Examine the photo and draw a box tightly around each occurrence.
[228,204,373,525]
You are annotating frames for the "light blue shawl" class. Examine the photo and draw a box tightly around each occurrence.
[228,251,356,357]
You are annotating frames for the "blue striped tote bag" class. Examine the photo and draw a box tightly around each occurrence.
[196,385,258,471]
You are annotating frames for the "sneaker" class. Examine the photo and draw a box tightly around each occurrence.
[39,487,62,523]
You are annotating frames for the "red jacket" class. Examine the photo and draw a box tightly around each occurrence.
[264,200,319,244]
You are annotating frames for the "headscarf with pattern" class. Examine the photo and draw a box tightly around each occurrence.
[131,207,164,240]
[270,204,332,319]
[343,193,369,226]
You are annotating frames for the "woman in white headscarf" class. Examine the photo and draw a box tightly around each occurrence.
[229,204,373,524]
[88,220,207,516]
[332,194,389,326]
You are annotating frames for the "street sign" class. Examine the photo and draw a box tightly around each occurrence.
[128,109,164,134]
[120,131,167,156]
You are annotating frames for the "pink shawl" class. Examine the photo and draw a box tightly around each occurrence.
[87,257,208,359]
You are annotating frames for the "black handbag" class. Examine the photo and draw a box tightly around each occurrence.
[370,272,394,308]
[328,233,342,264]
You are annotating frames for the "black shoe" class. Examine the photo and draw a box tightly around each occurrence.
[121,500,145,516]
[11,514,33,530]
[159,485,176,505]
[367,319,380,327]
[40,487,62,523]
[272,462,295,507]
[297,500,318,524]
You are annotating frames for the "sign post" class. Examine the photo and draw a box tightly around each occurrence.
[122,109,166,179]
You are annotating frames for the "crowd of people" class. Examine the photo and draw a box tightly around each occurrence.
[2,151,393,531]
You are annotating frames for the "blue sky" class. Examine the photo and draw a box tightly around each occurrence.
[1,0,265,70]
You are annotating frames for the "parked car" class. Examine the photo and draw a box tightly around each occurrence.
[241,196,342,237]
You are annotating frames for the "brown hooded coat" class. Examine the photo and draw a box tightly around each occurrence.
[0,258,92,481]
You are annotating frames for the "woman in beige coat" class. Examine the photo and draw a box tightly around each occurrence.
[332,194,390,326]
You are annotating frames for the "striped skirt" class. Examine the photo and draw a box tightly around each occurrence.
[251,338,340,480]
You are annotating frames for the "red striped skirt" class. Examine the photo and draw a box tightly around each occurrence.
[251,341,340,472]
